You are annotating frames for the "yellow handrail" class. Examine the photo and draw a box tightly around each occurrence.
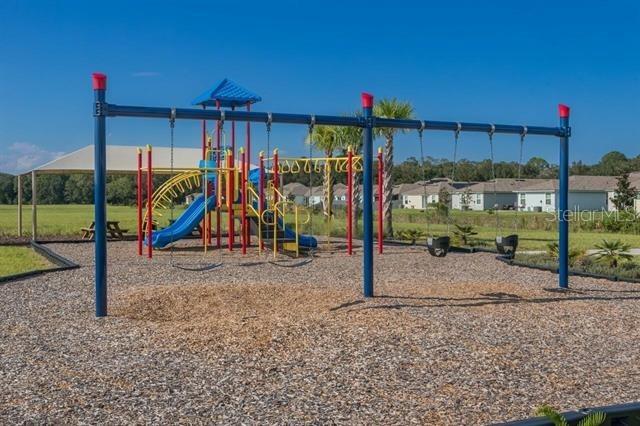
[263,155,363,174]
[143,170,201,224]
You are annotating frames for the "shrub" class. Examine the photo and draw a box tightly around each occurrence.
[591,239,633,268]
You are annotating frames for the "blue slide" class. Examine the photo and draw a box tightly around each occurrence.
[148,194,216,249]
[149,168,316,249]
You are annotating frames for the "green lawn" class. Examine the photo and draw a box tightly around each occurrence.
[0,246,52,277]
[2,204,640,252]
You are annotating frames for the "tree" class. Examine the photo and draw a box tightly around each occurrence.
[106,176,136,205]
[595,151,628,175]
[0,173,16,204]
[374,98,414,237]
[64,174,94,204]
[523,157,550,178]
[611,172,638,211]
[437,187,450,209]
[307,125,341,219]
[335,123,363,233]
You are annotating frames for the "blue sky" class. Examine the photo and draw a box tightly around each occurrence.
[1,0,638,174]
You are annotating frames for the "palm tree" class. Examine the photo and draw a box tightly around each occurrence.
[374,98,414,237]
[307,125,339,219]
[335,122,363,233]
[591,239,633,268]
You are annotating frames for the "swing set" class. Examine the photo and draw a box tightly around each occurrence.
[92,73,571,317]
[416,122,528,258]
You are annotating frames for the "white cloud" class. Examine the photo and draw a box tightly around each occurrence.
[0,142,64,175]
[131,71,160,77]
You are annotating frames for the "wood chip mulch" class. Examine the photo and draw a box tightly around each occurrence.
[1,240,639,424]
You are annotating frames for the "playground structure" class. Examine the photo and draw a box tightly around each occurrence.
[92,72,571,317]
[134,143,368,259]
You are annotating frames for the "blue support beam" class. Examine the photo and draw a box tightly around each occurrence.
[93,73,107,317]
[362,94,374,297]
[91,73,570,316]
[558,105,571,289]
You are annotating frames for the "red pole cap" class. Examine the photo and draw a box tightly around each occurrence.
[92,73,107,90]
[361,92,374,108]
[558,104,570,118]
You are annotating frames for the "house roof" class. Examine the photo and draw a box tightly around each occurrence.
[403,181,458,196]
[459,179,545,194]
[393,183,422,196]
[517,175,619,192]
[283,182,310,197]
[191,78,262,108]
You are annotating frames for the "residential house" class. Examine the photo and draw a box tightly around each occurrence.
[283,182,310,205]
[401,181,460,209]
[451,179,544,211]
[515,175,619,212]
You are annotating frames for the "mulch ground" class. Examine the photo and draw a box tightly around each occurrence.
[1,240,639,424]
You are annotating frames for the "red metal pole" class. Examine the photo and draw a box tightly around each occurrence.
[377,147,383,255]
[231,106,236,156]
[259,152,265,250]
[347,146,353,255]
[201,105,207,160]
[246,102,251,179]
[241,148,247,254]
[273,149,279,253]
[147,145,153,259]
[227,150,234,251]
[215,100,221,248]
[137,148,143,256]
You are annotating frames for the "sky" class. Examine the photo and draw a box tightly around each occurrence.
[0,0,639,175]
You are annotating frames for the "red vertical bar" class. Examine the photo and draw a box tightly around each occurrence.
[137,148,143,256]
[231,105,236,155]
[227,150,234,251]
[273,149,279,253]
[201,105,207,160]
[241,149,247,254]
[147,146,153,259]
[347,147,353,255]
[246,103,251,179]
[215,100,221,248]
[377,148,383,255]
[259,152,265,250]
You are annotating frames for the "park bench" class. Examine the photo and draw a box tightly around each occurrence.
[81,221,129,240]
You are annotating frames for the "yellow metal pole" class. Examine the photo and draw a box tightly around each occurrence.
[295,205,299,258]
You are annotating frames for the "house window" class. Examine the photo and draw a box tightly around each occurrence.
[476,194,481,204]
[519,193,525,206]
[545,193,552,205]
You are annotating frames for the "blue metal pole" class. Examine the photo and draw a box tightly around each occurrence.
[93,73,108,316]
[362,93,374,297]
[558,104,571,289]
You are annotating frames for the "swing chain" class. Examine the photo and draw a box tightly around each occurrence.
[417,122,430,239]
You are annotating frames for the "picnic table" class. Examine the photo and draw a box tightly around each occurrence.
[81,221,129,240]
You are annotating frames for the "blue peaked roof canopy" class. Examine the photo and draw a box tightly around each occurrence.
[191,78,262,108]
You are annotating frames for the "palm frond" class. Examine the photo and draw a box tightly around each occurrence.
[577,411,606,426]
[535,405,569,426]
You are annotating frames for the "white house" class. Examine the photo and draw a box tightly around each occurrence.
[515,175,618,212]
[401,182,458,209]
[451,179,544,211]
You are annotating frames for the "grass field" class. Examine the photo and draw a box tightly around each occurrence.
[2,204,640,252]
[0,246,52,277]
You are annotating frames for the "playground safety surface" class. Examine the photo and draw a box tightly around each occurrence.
[1,240,639,424]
